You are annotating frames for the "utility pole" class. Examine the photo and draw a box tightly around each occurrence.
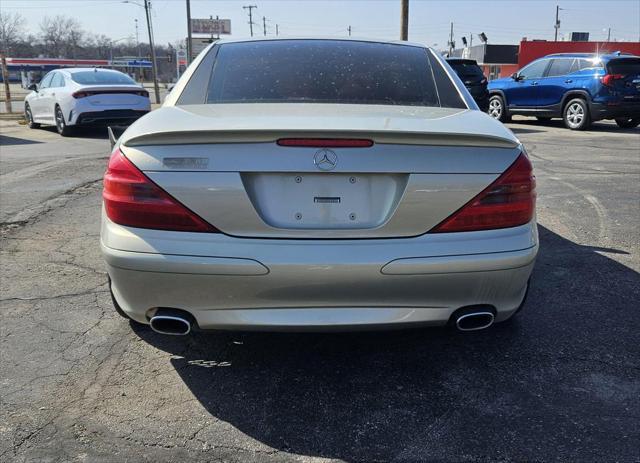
[469,32,473,48]
[186,0,192,64]
[263,16,267,36]
[554,5,562,41]
[448,22,454,56]
[348,25,352,36]
[276,24,279,36]
[243,5,258,37]
[1,54,12,113]
[607,27,611,41]
[400,0,409,41]
[144,0,160,103]
[135,19,140,52]
[135,18,142,80]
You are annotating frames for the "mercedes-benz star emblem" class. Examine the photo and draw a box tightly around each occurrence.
[313,149,338,171]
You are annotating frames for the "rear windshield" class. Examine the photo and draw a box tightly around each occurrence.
[70,71,137,85]
[448,61,484,78]
[201,40,465,108]
[606,58,640,76]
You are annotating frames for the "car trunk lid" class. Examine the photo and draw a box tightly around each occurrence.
[77,85,147,105]
[119,104,522,239]
[605,57,640,100]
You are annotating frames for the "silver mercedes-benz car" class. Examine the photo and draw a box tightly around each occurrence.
[101,38,538,335]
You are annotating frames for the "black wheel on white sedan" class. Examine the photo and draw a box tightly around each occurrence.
[24,103,40,129]
[488,95,510,123]
[55,105,73,137]
[614,117,640,129]
[563,98,591,130]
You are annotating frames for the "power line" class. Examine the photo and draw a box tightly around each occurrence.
[2,1,122,8]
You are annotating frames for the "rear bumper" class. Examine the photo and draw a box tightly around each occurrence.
[471,93,489,112]
[465,86,489,112]
[102,216,538,331]
[589,101,640,121]
[75,109,149,126]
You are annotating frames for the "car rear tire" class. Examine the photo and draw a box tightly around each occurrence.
[488,95,511,123]
[55,105,73,137]
[563,98,591,130]
[24,104,40,129]
[614,117,640,129]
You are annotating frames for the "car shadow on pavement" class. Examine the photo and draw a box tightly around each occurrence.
[40,125,111,140]
[0,134,43,145]
[132,225,640,461]
[508,127,548,135]
[509,118,640,134]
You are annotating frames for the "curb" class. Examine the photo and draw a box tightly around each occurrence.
[0,114,24,121]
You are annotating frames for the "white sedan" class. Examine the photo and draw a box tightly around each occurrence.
[24,68,151,136]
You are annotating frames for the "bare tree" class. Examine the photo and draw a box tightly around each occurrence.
[39,15,82,58]
[66,28,83,59]
[0,11,26,54]
[90,34,113,60]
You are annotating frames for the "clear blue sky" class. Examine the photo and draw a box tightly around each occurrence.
[4,0,639,49]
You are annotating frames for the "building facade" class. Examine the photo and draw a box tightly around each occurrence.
[452,40,640,81]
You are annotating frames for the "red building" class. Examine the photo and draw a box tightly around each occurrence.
[518,40,640,67]
[452,40,640,80]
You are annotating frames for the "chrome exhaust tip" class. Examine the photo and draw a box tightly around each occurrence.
[149,309,193,336]
[455,311,495,331]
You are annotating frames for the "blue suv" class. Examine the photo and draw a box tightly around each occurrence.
[488,52,640,130]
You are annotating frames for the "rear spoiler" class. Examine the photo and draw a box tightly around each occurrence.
[121,130,520,149]
[107,126,128,151]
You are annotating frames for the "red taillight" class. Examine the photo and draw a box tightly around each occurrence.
[103,149,218,232]
[72,91,89,98]
[602,74,624,86]
[430,153,536,233]
[277,138,374,147]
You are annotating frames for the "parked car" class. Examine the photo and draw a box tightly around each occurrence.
[487,52,640,130]
[446,58,489,111]
[102,38,537,335]
[24,68,151,136]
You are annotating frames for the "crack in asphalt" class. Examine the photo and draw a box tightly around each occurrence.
[0,179,102,235]
[0,154,106,184]
[2,121,639,462]
[0,287,108,303]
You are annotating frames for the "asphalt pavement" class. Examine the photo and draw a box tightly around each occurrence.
[1,117,639,462]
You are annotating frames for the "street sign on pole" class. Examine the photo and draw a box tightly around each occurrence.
[188,38,216,60]
[190,18,231,35]
[176,48,187,79]
[110,59,152,68]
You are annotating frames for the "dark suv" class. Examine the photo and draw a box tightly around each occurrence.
[446,58,489,111]
[487,52,640,130]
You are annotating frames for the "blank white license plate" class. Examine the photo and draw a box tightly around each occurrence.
[242,173,407,229]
